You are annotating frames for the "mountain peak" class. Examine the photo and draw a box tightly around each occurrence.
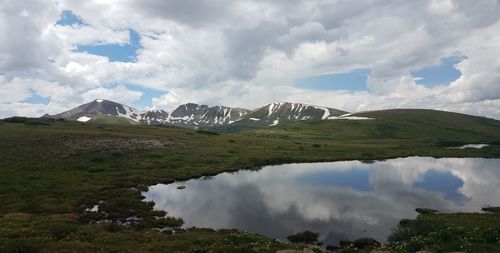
[48,100,348,129]
[51,99,141,122]
[232,102,348,127]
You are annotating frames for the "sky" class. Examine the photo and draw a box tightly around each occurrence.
[1,0,500,119]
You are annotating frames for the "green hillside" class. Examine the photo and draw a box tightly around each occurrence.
[242,109,500,145]
[217,102,347,131]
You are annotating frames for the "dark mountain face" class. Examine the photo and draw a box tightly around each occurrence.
[168,103,249,128]
[139,110,170,125]
[48,100,250,128]
[47,100,348,129]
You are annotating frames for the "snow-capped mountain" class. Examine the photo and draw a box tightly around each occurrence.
[46,100,349,129]
[234,102,348,127]
[49,99,142,123]
[138,110,170,125]
[47,99,249,128]
[167,103,249,128]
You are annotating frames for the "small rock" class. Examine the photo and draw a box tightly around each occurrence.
[177,185,186,190]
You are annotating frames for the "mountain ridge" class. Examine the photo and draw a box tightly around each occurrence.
[44,99,350,129]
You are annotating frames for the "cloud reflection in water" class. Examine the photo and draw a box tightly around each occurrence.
[143,157,500,245]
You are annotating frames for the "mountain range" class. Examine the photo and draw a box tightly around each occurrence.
[44,99,357,129]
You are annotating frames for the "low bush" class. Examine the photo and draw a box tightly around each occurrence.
[286,230,319,244]
[415,208,438,214]
[352,237,381,249]
[482,206,500,213]
[196,130,220,135]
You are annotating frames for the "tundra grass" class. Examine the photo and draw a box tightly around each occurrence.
[0,113,499,252]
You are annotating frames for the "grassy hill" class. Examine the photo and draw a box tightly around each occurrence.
[215,102,347,131]
[0,110,499,252]
[240,109,500,144]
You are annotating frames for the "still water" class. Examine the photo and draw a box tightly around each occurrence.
[143,157,500,245]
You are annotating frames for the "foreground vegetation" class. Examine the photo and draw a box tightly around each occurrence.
[1,109,500,252]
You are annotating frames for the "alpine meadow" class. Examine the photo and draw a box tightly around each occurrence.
[1,1,500,253]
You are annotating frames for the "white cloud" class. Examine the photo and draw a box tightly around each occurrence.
[1,0,500,119]
[82,85,143,106]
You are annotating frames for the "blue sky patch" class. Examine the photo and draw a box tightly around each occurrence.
[76,29,141,62]
[23,93,50,105]
[294,69,369,91]
[296,169,371,192]
[413,170,467,202]
[56,10,85,26]
[411,56,464,86]
[124,84,164,108]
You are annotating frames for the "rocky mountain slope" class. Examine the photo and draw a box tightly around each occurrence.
[236,102,348,127]
[46,99,349,129]
[50,99,142,123]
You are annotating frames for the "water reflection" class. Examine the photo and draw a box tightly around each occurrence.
[143,157,500,245]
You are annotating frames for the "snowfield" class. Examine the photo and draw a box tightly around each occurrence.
[76,116,91,122]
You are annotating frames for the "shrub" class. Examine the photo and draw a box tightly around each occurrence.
[325,245,338,251]
[286,230,319,244]
[196,130,220,135]
[352,237,381,249]
[482,206,500,213]
[338,240,353,248]
[155,217,184,228]
[388,216,447,244]
[415,208,438,214]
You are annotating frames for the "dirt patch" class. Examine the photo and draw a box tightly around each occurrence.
[62,138,172,156]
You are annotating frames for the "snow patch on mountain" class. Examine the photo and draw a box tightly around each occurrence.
[77,116,91,122]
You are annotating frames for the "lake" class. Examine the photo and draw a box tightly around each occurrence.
[142,157,500,246]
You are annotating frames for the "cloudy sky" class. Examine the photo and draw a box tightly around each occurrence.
[1,0,500,119]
